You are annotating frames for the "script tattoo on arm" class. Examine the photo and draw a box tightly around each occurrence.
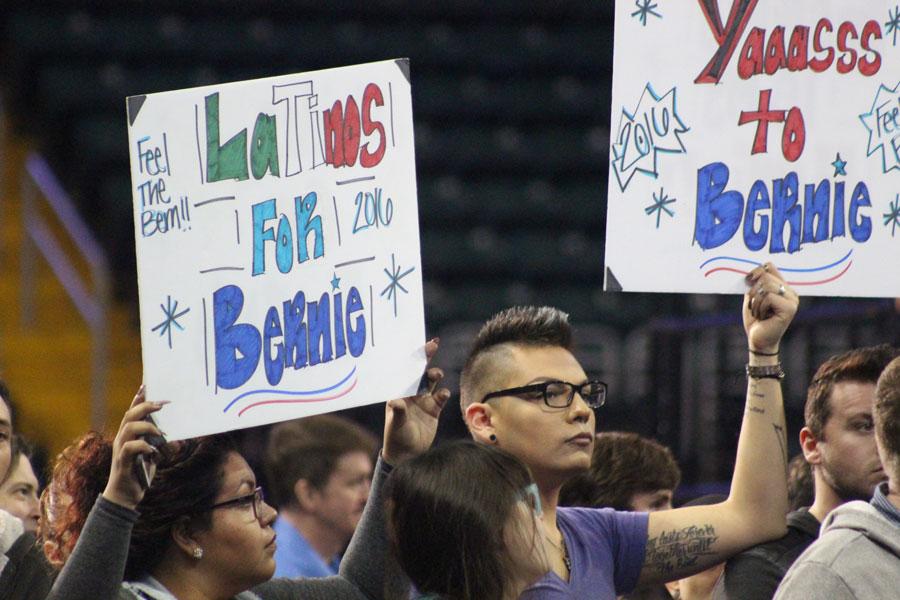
[644,524,719,575]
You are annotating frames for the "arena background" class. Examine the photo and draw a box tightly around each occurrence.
[1,1,897,499]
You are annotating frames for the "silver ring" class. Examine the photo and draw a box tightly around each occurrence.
[777,284,786,296]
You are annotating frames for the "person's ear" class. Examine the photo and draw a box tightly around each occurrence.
[465,403,497,444]
[172,516,203,560]
[294,478,320,511]
[800,427,821,466]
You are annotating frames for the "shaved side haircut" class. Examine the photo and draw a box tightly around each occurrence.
[460,306,573,412]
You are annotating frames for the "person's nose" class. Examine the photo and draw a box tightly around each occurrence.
[567,389,592,423]
[27,492,40,525]
[260,500,277,526]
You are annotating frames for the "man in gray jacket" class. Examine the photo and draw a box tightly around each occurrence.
[775,355,900,599]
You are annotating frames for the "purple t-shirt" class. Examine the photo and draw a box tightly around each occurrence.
[521,507,649,599]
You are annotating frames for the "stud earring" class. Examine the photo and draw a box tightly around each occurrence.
[489,434,497,443]
[192,547,203,559]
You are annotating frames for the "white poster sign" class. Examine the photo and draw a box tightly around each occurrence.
[127,59,424,440]
[606,1,900,296]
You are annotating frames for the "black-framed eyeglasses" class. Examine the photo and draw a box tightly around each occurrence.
[481,379,607,409]
[202,486,265,524]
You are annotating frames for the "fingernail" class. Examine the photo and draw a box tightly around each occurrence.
[153,400,171,407]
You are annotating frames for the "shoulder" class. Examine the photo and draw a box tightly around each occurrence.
[558,506,648,533]
[254,577,366,600]
[732,510,818,569]
[774,560,856,599]
[785,505,897,583]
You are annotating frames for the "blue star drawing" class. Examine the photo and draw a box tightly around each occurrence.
[151,295,190,349]
[859,82,900,174]
[611,83,689,191]
[645,188,676,228]
[887,6,900,46]
[380,254,415,317]
[330,272,341,291]
[885,195,900,237]
[831,153,847,177]
[632,0,661,26]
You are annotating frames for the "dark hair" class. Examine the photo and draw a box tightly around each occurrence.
[126,435,237,580]
[11,434,33,460]
[40,431,113,566]
[559,432,681,510]
[265,415,378,508]
[385,441,538,600]
[45,432,237,579]
[1,434,34,485]
[805,344,899,438]
[874,356,900,474]
[787,453,813,511]
[460,306,572,410]
[0,378,13,422]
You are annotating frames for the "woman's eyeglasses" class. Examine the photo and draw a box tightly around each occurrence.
[202,486,265,524]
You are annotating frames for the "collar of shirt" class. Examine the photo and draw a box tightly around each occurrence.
[870,482,900,527]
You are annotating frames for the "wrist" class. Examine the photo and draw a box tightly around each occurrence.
[748,347,779,356]
[746,362,784,380]
[102,489,138,511]
[748,348,779,366]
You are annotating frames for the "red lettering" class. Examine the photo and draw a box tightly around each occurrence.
[859,20,882,76]
[782,107,805,162]
[323,100,345,167]
[738,27,765,80]
[809,18,834,72]
[323,86,388,169]
[360,83,386,168]
[786,26,809,71]
[696,0,761,84]
[738,89,785,155]
[342,96,360,167]
[764,26,788,75]
[836,22,858,74]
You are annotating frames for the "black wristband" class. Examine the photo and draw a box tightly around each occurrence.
[746,363,785,380]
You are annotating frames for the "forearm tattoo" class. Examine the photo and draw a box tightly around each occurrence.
[644,524,719,574]
[773,423,788,473]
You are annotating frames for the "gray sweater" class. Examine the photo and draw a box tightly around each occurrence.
[48,456,407,600]
[774,485,900,599]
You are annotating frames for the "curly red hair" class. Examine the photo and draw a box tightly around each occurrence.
[39,431,112,567]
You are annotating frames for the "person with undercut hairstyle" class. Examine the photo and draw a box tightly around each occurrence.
[458,264,799,598]
[714,344,898,600]
[560,431,681,513]
[775,355,900,599]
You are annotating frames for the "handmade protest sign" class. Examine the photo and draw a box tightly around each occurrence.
[127,59,424,440]
[605,1,900,296]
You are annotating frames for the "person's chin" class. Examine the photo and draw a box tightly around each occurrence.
[260,558,277,581]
